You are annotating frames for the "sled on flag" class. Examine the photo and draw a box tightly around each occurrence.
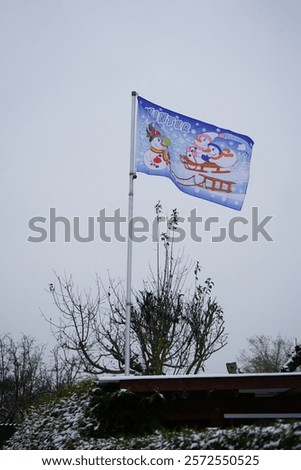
[135,96,254,210]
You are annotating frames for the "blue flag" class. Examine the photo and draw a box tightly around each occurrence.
[135,96,254,210]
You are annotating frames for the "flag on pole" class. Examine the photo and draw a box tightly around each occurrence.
[135,96,254,210]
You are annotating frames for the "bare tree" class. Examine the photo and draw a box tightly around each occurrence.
[0,335,51,422]
[0,334,87,423]
[47,205,228,375]
[50,345,82,389]
[237,334,295,373]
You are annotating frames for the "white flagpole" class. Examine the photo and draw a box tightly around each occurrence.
[125,91,138,376]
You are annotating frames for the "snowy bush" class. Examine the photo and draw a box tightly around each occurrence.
[3,381,301,450]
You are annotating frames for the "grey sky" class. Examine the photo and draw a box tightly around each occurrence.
[1,0,300,373]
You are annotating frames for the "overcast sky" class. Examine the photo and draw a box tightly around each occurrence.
[1,0,300,373]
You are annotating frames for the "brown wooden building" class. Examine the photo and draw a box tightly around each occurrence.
[100,373,301,428]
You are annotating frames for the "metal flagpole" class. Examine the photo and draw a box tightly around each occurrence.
[125,91,138,376]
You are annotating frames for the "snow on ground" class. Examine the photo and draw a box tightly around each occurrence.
[3,383,301,450]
